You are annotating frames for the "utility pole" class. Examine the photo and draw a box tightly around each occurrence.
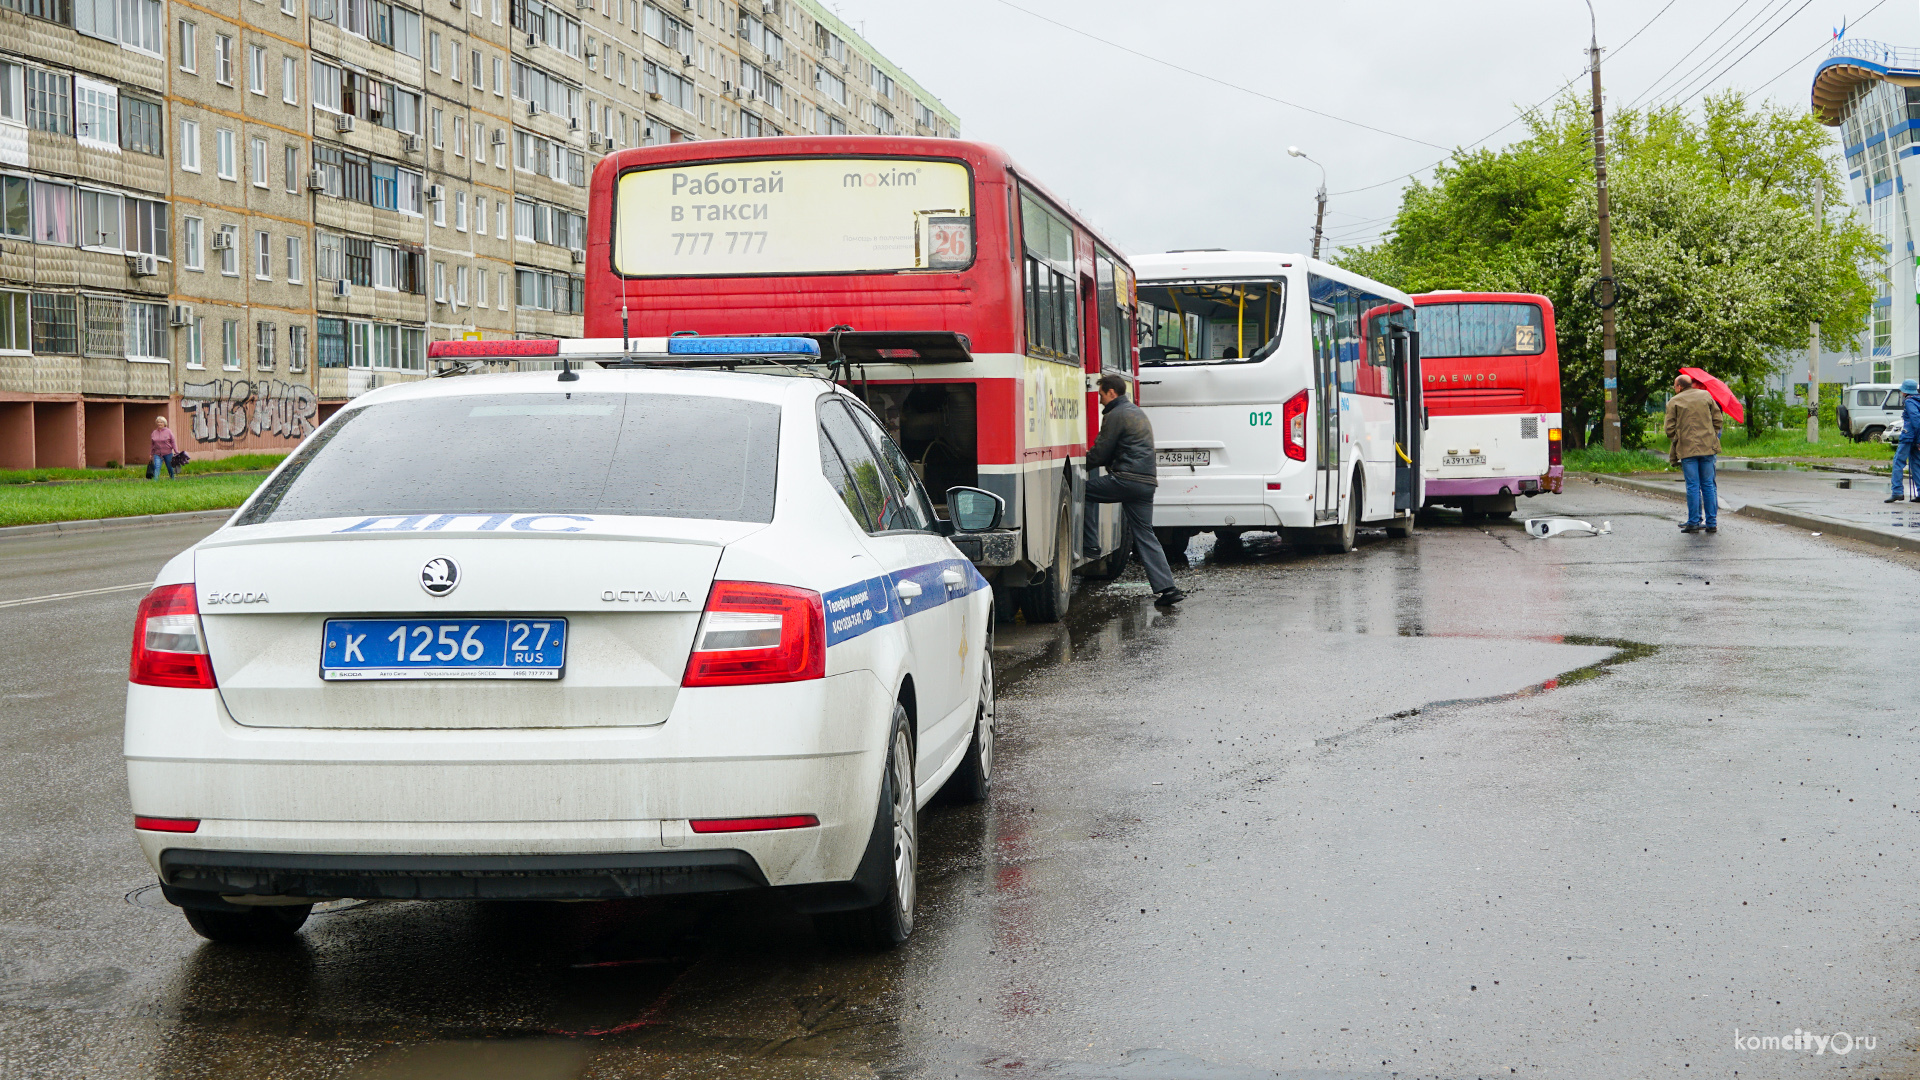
[1288,146,1329,260]
[1808,181,1822,443]
[1588,4,1622,450]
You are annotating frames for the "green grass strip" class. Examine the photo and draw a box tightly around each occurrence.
[0,474,264,527]
[0,452,287,485]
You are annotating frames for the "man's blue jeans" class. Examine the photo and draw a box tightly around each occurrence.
[1892,440,1920,498]
[148,453,177,480]
[1681,455,1717,527]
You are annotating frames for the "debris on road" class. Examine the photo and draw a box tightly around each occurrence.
[1526,518,1613,538]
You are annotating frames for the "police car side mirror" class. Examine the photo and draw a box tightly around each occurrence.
[946,487,1004,532]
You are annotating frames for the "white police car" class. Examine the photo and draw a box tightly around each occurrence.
[125,336,1002,949]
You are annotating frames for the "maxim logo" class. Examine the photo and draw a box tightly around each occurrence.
[843,168,919,188]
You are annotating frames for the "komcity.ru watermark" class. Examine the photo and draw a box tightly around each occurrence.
[1733,1029,1875,1055]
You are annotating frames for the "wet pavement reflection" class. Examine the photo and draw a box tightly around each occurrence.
[4,489,1919,1079]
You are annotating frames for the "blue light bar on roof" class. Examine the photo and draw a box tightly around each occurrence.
[666,336,821,357]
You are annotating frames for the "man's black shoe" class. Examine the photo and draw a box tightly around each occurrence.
[1153,587,1186,607]
[1705,526,1718,533]
[1680,525,1703,534]
[1887,495,1906,503]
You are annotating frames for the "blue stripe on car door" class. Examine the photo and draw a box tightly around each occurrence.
[822,558,984,648]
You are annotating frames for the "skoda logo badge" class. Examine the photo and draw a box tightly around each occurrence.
[420,557,460,597]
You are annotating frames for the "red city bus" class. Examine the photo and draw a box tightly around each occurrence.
[1410,292,1563,518]
[576,136,1139,622]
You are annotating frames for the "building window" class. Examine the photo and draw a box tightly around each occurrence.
[120,97,163,157]
[316,317,345,368]
[255,230,271,279]
[433,260,445,301]
[74,80,118,149]
[454,190,466,231]
[185,314,203,368]
[288,324,307,372]
[285,145,300,193]
[256,321,275,369]
[179,120,199,171]
[123,0,162,53]
[26,69,71,134]
[125,198,168,257]
[428,30,440,71]
[215,34,234,85]
[216,129,236,179]
[432,189,444,227]
[30,294,77,355]
[222,318,240,369]
[182,216,202,270]
[343,235,372,286]
[248,45,267,94]
[78,189,122,251]
[251,137,269,187]
[455,263,468,306]
[286,235,303,282]
[283,56,298,104]
[32,181,73,245]
[316,232,341,279]
[497,271,508,310]
[430,108,443,147]
[218,225,238,275]
[178,20,197,72]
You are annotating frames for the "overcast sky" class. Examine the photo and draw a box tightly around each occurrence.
[819,0,1917,259]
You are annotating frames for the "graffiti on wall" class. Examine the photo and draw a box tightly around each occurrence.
[182,380,319,444]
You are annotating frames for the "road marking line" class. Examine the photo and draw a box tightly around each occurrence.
[0,582,150,609]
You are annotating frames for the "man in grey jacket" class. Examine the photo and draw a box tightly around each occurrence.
[1084,373,1184,606]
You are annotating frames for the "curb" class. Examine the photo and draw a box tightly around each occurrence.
[1577,473,1920,555]
[0,508,234,542]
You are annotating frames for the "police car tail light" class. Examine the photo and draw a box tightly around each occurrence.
[1548,427,1563,466]
[683,581,825,687]
[1282,389,1310,461]
[129,584,216,689]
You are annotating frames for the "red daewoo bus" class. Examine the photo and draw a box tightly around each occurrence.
[580,136,1138,622]
[1410,292,1563,518]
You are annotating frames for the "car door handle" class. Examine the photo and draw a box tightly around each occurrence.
[895,580,922,601]
[940,569,965,587]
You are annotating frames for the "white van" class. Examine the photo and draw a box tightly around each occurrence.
[1836,383,1902,442]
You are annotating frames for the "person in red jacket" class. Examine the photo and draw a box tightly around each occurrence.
[148,417,178,480]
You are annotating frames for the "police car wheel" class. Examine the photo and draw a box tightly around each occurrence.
[815,702,917,950]
[182,901,312,945]
[944,636,994,803]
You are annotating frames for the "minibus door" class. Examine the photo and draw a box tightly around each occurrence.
[1312,307,1339,522]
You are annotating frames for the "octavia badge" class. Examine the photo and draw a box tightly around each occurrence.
[420,557,460,596]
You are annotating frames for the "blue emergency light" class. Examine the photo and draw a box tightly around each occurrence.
[666,336,821,357]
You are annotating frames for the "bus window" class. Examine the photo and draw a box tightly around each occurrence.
[1095,250,1131,372]
[611,156,974,276]
[1022,189,1079,363]
[1418,303,1545,358]
[1135,279,1285,365]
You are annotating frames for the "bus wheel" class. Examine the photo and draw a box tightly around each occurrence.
[1385,513,1415,539]
[1019,505,1074,623]
[1082,521,1133,580]
[1326,479,1360,554]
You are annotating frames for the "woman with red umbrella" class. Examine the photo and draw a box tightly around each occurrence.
[1665,373,1725,534]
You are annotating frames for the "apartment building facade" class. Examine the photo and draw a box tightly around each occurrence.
[0,0,957,468]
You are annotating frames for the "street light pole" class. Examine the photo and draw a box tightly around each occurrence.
[1808,180,1821,443]
[1288,146,1329,260]
[1587,0,1622,451]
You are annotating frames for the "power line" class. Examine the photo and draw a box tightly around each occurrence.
[1743,0,1888,98]
[1662,0,1822,108]
[1627,0,1768,107]
[1649,0,1803,107]
[982,0,1453,152]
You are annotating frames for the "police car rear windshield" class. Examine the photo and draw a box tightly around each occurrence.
[237,392,781,525]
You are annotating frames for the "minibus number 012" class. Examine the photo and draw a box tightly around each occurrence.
[1249,411,1273,426]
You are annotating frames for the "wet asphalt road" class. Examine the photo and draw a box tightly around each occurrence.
[2,487,1918,1080]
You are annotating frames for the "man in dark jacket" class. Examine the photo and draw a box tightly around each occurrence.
[1084,373,1184,606]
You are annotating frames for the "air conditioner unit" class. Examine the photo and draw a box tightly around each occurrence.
[570,248,584,264]
[428,184,445,202]
[568,116,579,130]
[586,132,601,149]
[127,253,159,277]
[681,53,693,67]
[400,132,421,152]
[307,168,327,191]
[169,304,194,327]
[720,80,731,92]
[491,128,507,146]
[210,230,234,251]
[680,0,690,7]
[525,32,538,47]
[528,100,540,116]
[333,279,352,298]
[761,0,774,11]
[334,112,356,133]
[574,0,588,8]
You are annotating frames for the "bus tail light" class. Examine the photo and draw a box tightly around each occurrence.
[1282,390,1310,461]
[1548,427,1563,466]
[682,581,825,687]
[129,585,216,689]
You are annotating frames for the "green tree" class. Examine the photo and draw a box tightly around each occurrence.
[1340,93,1879,447]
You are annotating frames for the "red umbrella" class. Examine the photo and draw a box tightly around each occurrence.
[1678,367,1745,425]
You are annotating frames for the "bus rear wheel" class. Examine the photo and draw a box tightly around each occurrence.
[1019,504,1074,623]
[1324,478,1360,554]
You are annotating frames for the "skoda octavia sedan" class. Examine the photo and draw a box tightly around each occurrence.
[126,354,1000,949]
